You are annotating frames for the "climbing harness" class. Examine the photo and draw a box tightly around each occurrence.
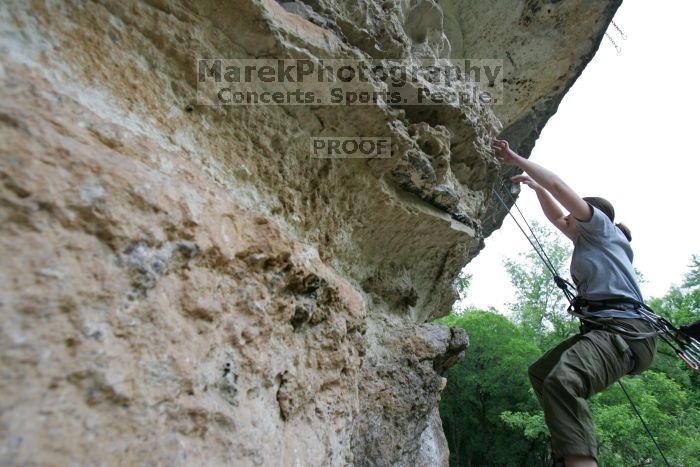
[490,178,700,467]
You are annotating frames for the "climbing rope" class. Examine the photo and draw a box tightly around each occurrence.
[489,177,700,467]
[618,379,672,467]
[491,181,576,303]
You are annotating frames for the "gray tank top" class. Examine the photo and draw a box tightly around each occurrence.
[570,205,644,318]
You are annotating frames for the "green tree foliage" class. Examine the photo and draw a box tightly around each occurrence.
[682,254,700,289]
[439,312,543,466]
[503,222,578,350]
[590,371,700,466]
[455,271,473,303]
[646,257,700,403]
[440,252,700,466]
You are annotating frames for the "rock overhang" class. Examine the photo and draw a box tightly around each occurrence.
[0,0,623,465]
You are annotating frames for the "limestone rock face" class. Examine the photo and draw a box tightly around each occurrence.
[0,0,619,465]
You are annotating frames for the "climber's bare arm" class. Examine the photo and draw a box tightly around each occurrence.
[491,138,592,223]
[511,175,578,240]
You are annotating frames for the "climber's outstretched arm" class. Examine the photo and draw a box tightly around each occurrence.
[491,138,592,222]
[510,174,578,240]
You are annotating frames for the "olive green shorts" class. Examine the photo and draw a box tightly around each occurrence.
[528,318,656,461]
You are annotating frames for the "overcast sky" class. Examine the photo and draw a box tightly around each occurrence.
[463,0,700,313]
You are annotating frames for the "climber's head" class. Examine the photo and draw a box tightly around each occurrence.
[582,196,632,242]
[583,196,615,222]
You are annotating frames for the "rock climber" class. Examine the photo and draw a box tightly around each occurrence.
[491,138,657,467]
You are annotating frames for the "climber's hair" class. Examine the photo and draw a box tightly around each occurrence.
[615,222,632,242]
[582,196,632,242]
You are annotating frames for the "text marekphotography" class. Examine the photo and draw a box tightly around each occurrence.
[197,59,503,106]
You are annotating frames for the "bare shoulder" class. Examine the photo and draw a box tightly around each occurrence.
[552,215,579,241]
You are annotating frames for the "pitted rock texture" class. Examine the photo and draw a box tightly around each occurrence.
[352,317,467,465]
[0,0,619,465]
